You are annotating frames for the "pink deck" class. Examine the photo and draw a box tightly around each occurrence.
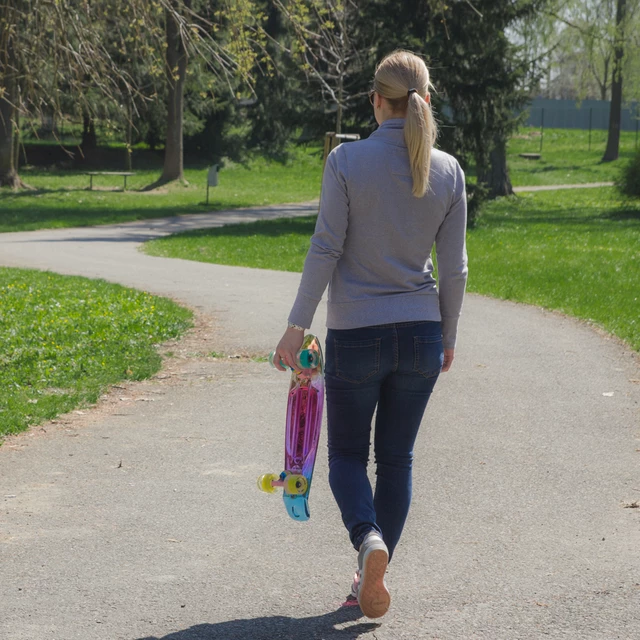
[284,338,324,484]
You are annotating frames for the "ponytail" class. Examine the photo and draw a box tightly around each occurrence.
[405,91,436,197]
[373,51,438,197]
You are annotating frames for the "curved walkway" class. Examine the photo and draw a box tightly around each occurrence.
[1,203,639,640]
[513,181,614,192]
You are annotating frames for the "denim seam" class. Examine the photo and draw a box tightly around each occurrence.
[392,326,399,372]
[374,321,434,329]
[413,336,442,378]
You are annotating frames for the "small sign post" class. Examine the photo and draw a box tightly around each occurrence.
[206,165,219,205]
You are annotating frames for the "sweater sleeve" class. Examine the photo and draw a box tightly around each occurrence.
[435,160,468,349]
[288,147,349,329]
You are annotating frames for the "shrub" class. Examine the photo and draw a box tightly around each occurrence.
[466,181,489,228]
[617,148,640,198]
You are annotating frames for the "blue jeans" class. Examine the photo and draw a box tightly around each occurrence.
[325,321,443,560]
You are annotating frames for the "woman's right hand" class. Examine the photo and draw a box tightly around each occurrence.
[442,348,454,372]
[273,326,305,371]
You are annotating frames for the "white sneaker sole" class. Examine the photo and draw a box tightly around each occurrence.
[358,548,390,618]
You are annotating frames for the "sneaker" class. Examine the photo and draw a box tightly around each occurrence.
[340,571,360,607]
[356,531,390,618]
[349,570,360,599]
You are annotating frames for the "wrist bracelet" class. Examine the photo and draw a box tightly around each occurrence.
[287,322,305,331]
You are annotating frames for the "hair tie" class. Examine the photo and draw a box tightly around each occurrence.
[407,88,418,96]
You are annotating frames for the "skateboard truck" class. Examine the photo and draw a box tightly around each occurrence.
[257,471,308,495]
[268,349,320,371]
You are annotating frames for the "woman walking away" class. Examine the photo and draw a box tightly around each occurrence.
[273,50,468,619]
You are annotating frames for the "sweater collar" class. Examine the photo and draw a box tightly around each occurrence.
[370,118,406,147]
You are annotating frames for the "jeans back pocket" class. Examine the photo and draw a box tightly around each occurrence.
[334,338,381,384]
[413,336,444,379]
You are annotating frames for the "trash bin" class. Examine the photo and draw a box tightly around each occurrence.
[206,164,218,204]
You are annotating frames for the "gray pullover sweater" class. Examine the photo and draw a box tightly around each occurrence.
[289,118,468,349]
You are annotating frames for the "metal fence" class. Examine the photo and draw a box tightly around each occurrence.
[524,98,639,131]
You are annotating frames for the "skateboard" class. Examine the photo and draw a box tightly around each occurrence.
[257,334,324,522]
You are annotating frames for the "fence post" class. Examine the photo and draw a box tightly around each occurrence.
[322,132,336,172]
[540,107,545,152]
[589,107,593,151]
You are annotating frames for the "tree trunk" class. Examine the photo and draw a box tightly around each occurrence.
[0,17,25,189]
[486,134,514,197]
[0,83,19,187]
[600,55,610,101]
[335,9,346,135]
[13,95,20,170]
[159,6,188,185]
[81,113,98,150]
[475,141,489,187]
[79,112,98,166]
[602,0,626,163]
[125,98,133,171]
[335,86,343,134]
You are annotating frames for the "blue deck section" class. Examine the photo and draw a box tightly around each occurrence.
[283,494,310,521]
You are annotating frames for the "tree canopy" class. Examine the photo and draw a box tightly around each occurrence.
[5,0,635,194]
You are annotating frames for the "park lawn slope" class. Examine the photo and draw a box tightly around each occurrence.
[507,128,637,187]
[467,188,639,349]
[143,215,317,272]
[0,268,192,438]
[143,187,640,351]
[2,129,637,233]
[0,148,322,233]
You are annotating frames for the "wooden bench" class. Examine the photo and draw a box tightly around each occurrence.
[85,172,135,191]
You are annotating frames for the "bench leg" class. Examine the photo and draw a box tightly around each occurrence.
[123,175,127,191]
[89,175,93,190]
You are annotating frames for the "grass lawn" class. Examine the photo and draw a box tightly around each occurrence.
[507,127,637,186]
[0,146,323,233]
[466,188,639,350]
[0,268,192,438]
[143,187,640,351]
[2,129,637,233]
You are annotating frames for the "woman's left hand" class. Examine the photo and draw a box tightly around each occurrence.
[273,327,305,371]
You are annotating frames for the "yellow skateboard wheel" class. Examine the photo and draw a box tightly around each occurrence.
[258,473,278,494]
[285,474,308,495]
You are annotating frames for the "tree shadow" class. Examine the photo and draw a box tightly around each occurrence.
[161,216,318,241]
[3,206,318,243]
[0,186,146,199]
[135,606,379,640]
[602,207,640,221]
[477,202,640,231]
[0,192,319,234]
[523,164,587,173]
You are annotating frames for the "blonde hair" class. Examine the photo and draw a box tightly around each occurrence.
[373,50,437,197]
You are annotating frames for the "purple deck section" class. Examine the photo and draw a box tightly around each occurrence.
[283,337,324,486]
[284,377,324,479]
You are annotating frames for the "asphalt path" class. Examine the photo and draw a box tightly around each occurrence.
[1,203,639,640]
[512,182,614,192]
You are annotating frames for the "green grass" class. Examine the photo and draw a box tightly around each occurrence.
[0,268,192,438]
[3,129,638,233]
[0,147,323,233]
[507,127,638,186]
[466,188,639,350]
[144,215,317,271]
[144,188,640,351]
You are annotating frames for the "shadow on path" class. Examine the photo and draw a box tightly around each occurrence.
[2,203,319,245]
[136,606,379,640]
